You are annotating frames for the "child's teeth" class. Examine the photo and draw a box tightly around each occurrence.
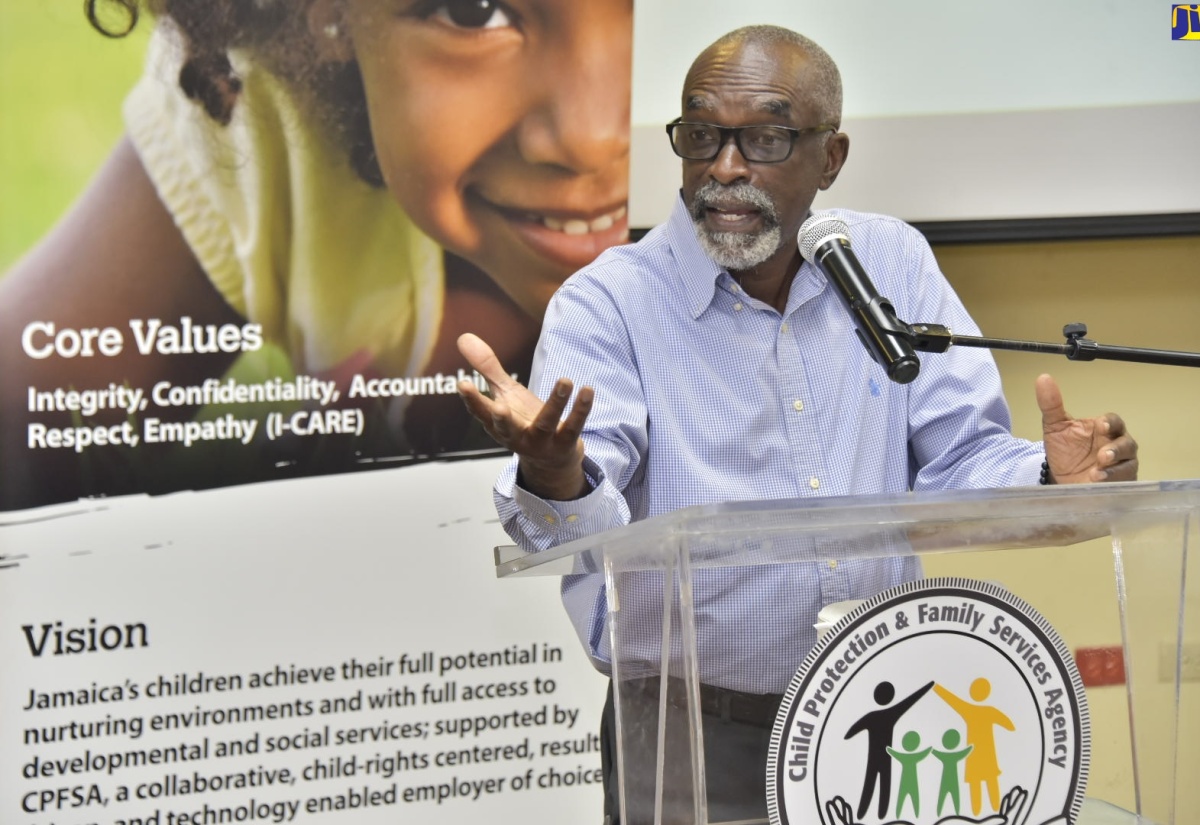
[539,206,626,234]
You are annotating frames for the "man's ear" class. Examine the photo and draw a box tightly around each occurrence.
[818,132,850,191]
[307,0,354,64]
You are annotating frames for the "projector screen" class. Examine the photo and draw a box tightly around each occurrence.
[629,0,1200,234]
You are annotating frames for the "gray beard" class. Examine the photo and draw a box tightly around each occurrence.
[695,225,783,272]
[689,181,782,272]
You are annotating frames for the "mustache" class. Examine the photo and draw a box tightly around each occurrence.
[690,181,779,224]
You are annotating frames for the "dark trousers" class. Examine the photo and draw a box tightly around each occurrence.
[600,678,783,825]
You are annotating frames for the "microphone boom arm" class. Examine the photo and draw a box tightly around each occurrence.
[906,322,1200,369]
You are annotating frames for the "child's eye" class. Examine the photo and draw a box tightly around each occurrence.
[428,0,515,30]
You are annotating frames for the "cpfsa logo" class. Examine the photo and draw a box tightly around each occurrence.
[1173,5,1200,39]
[767,578,1088,825]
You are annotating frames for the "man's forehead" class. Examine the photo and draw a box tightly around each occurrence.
[681,44,813,119]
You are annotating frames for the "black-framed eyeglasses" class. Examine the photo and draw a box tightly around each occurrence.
[665,118,837,164]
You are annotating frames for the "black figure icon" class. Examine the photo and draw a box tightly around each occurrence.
[844,680,935,819]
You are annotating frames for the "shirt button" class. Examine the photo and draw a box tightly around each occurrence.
[781,322,789,334]
[809,477,820,489]
[793,399,804,412]
[733,302,744,311]
[542,514,557,525]
[828,560,838,569]
[565,514,579,523]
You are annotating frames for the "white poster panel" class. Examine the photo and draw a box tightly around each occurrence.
[1,458,606,825]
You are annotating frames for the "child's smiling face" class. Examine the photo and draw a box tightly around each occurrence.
[343,0,632,318]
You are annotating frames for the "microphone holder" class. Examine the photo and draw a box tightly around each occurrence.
[905,322,1200,369]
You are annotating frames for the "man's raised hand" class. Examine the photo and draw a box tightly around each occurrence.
[1036,374,1139,484]
[456,333,594,500]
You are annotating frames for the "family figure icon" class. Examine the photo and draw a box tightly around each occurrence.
[837,677,1022,825]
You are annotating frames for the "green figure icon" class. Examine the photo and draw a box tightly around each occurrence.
[885,730,931,819]
[934,678,1015,816]
[932,728,974,815]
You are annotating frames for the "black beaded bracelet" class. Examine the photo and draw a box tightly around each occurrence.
[1039,459,1051,485]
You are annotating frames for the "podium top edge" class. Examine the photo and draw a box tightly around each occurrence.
[495,480,1200,577]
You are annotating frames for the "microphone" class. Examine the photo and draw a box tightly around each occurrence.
[798,214,921,384]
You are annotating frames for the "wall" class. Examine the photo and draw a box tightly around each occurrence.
[927,235,1200,816]
[629,0,1200,225]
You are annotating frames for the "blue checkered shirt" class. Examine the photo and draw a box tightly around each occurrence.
[495,195,1044,693]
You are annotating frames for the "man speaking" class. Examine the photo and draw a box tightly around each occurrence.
[457,24,1137,824]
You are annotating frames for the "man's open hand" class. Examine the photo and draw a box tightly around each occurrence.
[456,333,594,500]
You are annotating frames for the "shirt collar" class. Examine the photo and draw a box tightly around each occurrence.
[665,192,729,320]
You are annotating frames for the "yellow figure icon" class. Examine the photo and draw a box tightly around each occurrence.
[933,678,1015,816]
[1173,5,1200,40]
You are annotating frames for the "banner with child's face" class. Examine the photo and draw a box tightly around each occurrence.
[0,3,631,825]
[0,0,633,511]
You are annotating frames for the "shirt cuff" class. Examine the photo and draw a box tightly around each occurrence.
[511,456,609,542]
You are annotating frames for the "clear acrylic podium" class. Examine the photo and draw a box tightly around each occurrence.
[497,481,1199,825]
